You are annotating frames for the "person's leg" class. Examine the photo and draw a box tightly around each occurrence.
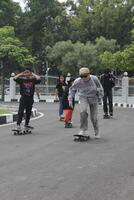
[64,109,73,127]
[103,91,108,116]
[17,96,25,126]
[25,97,34,126]
[68,109,73,121]
[79,97,88,133]
[64,109,69,123]
[59,96,64,118]
[108,90,113,116]
[89,103,99,137]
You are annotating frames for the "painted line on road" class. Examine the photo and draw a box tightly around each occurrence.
[0,112,44,128]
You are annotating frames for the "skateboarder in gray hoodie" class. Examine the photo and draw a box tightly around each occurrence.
[68,67,103,138]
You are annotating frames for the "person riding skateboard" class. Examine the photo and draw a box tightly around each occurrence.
[68,67,103,138]
[13,68,41,130]
[100,69,116,118]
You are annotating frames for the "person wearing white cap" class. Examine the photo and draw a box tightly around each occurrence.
[68,67,103,138]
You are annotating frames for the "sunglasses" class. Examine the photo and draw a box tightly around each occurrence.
[80,75,88,78]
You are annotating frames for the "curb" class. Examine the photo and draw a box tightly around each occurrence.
[0,108,38,125]
[113,102,134,108]
[39,99,134,108]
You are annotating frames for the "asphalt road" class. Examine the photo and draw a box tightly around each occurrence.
[0,102,134,200]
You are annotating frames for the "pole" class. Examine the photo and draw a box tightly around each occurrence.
[46,60,49,95]
[0,61,5,101]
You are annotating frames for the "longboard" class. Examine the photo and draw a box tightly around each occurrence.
[73,134,90,142]
[12,127,33,135]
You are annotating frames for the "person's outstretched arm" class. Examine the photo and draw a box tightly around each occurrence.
[32,72,41,80]
[13,72,23,80]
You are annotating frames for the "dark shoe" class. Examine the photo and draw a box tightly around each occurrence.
[25,125,34,129]
[103,114,110,119]
[109,113,113,117]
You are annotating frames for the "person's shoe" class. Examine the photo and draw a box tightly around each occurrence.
[25,125,34,129]
[78,130,87,136]
[16,125,21,131]
[59,116,64,121]
[95,133,101,139]
[109,112,113,117]
[103,114,110,119]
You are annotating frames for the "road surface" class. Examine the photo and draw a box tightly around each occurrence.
[0,102,134,200]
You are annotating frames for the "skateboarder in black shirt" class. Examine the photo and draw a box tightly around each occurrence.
[13,68,41,130]
[100,69,116,118]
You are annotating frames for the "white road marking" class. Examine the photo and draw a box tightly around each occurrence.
[0,112,44,128]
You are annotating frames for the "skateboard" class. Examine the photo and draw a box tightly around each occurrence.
[65,122,73,128]
[73,134,90,142]
[12,127,33,135]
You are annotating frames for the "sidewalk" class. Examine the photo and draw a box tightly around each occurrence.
[0,108,38,125]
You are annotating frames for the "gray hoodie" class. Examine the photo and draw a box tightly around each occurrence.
[69,75,103,103]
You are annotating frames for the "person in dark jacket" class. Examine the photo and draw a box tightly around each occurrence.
[63,78,75,128]
[13,68,41,130]
[100,69,116,118]
[55,75,66,121]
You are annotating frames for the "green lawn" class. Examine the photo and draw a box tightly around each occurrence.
[0,107,11,115]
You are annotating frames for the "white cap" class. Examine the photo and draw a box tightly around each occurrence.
[124,72,128,76]
[67,73,71,76]
[11,73,15,77]
[79,67,90,76]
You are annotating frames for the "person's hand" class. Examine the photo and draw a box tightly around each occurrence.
[69,100,73,108]
[98,98,102,105]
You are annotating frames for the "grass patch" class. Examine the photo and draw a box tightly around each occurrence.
[0,107,11,115]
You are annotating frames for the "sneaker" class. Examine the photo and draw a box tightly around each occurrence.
[95,133,101,139]
[25,125,34,129]
[16,125,21,131]
[59,116,64,121]
[78,130,87,136]
[109,113,113,117]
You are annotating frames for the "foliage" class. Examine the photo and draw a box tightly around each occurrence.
[46,37,118,75]
[100,28,134,72]
[0,0,22,27]
[70,0,134,47]
[0,26,35,75]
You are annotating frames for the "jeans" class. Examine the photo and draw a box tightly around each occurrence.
[17,96,34,126]
[79,96,99,135]
[103,90,113,114]
[59,96,64,116]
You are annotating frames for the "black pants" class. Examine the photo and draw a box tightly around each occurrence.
[103,90,113,114]
[17,96,34,126]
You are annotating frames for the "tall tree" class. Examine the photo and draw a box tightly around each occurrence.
[69,0,134,47]
[0,0,22,27]
[16,0,71,61]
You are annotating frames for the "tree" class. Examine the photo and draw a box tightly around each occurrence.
[16,0,71,62]
[69,0,134,47]
[100,28,134,73]
[46,40,98,75]
[0,26,35,101]
[0,0,22,27]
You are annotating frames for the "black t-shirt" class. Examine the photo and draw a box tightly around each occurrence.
[56,81,66,97]
[100,73,115,91]
[14,77,41,97]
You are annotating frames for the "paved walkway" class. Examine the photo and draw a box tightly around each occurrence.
[0,102,134,200]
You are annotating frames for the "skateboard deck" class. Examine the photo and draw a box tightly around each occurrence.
[12,127,33,135]
[73,134,90,142]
